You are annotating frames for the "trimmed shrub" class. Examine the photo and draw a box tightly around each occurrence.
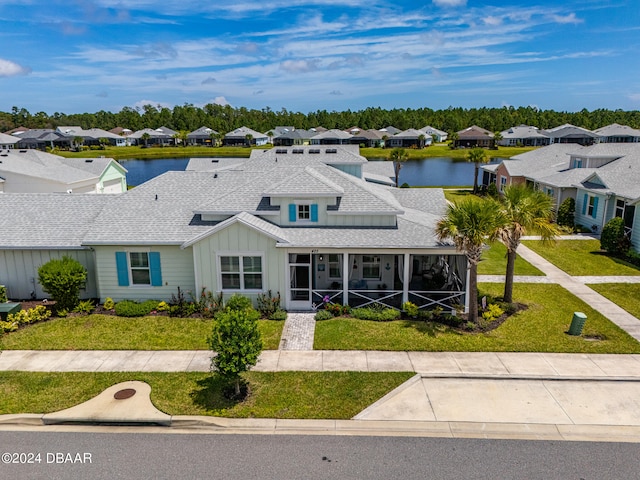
[114,299,159,317]
[7,305,51,326]
[37,256,87,310]
[482,303,504,322]
[73,300,95,315]
[486,182,498,197]
[269,309,287,321]
[225,294,253,311]
[556,197,575,229]
[402,301,419,318]
[351,307,400,321]
[314,309,334,321]
[103,297,115,310]
[600,217,631,255]
[0,285,7,303]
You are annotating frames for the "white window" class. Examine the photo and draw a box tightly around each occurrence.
[544,187,554,197]
[129,252,151,285]
[615,199,625,218]
[361,255,381,279]
[220,255,263,290]
[499,176,507,192]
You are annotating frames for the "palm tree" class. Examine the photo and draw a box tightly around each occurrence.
[435,198,507,324]
[390,147,408,187]
[140,132,151,148]
[497,185,561,303]
[245,133,253,148]
[73,136,84,152]
[448,131,459,148]
[467,147,488,194]
[493,131,503,148]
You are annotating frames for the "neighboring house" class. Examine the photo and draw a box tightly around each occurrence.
[498,125,551,147]
[0,193,110,299]
[108,127,133,137]
[12,129,71,150]
[0,145,469,314]
[0,149,127,194]
[223,127,269,146]
[273,129,312,146]
[128,128,172,146]
[56,126,127,147]
[594,124,640,143]
[309,129,353,145]
[453,125,495,148]
[420,126,448,143]
[0,132,18,149]
[482,143,640,251]
[349,129,385,148]
[379,126,401,136]
[386,129,431,149]
[543,124,598,145]
[187,126,218,146]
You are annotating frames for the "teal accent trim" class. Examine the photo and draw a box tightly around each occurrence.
[592,197,599,219]
[116,252,129,287]
[311,204,318,222]
[289,204,296,222]
[149,252,162,287]
[582,194,588,215]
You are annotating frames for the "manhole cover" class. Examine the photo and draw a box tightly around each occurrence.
[114,388,136,400]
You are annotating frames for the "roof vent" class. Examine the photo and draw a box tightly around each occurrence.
[292,149,303,154]
[326,148,337,154]
[19,150,27,153]
[85,159,93,163]
[309,149,320,154]
[214,173,218,178]
[275,149,288,154]
[211,159,218,163]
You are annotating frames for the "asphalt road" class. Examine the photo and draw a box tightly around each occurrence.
[1,431,638,479]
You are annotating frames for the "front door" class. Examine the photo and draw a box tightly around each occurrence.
[288,254,312,310]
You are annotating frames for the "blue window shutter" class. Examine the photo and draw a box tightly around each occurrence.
[582,194,588,215]
[149,252,163,286]
[592,197,599,219]
[115,252,129,286]
[289,203,296,222]
[311,204,318,222]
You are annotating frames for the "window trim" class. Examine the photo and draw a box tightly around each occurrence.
[116,250,162,287]
[217,252,265,292]
[361,255,381,280]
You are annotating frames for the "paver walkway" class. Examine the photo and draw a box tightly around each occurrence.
[278,312,315,350]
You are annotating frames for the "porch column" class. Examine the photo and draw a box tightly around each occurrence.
[342,253,350,306]
[402,252,410,305]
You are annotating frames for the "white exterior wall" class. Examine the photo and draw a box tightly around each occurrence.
[631,207,640,253]
[575,191,607,232]
[0,249,97,300]
[93,245,195,302]
[0,172,97,193]
[190,222,286,304]
[97,163,127,193]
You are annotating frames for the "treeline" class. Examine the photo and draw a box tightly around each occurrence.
[2,104,640,135]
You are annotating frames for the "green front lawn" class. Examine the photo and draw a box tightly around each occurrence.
[0,315,283,351]
[314,283,640,353]
[588,283,640,319]
[0,371,412,418]
[478,242,544,276]
[522,239,640,276]
[360,145,535,160]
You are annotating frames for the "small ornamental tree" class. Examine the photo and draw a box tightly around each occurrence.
[600,217,630,256]
[556,197,575,229]
[37,256,87,310]
[209,304,263,396]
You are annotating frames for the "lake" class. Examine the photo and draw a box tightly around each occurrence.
[119,156,499,187]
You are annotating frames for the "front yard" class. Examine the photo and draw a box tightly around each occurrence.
[313,283,640,353]
[0,316,283,350]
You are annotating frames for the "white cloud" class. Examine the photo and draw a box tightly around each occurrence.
[629,93,640,102]
[279,59,318,73]
[432,0,467,7]
[0,58,31,77]
[212,96,230,106]
[551,13,582,24]
[483,16,502,26]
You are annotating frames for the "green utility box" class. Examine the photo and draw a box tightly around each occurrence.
[0,302,21,321]
[568,311,587,336]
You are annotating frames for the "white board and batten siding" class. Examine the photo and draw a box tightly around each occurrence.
[0,249,97,300]
[93,245,195,302]
[190,221,286,303]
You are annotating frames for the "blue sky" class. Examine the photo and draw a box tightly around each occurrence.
[0,0,638,115]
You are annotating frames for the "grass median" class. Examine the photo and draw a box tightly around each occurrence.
[314,283,640,353]
[0,371,413,418]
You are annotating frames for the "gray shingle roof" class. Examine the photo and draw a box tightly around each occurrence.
[0,193,111,248]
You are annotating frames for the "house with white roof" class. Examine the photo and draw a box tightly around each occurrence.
[187,126,219,146]
[0,132,18,149]
[223,127,268,146]
[0,149,127,194]
[542,124,599,145]
[498,125,551,147]
[0,145,468,313]
[593,124,640,143]
[386,129,432,149]
[56,126,127,147]
[420,126,448,143]
[309,129,353,145]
